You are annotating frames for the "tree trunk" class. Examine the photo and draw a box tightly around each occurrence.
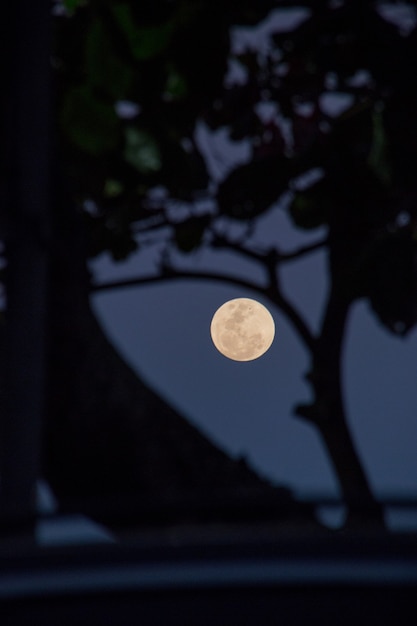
[297,287,385,528]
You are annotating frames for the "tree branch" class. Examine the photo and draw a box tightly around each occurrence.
[91,265,316,352]
[272,289,316,352]
[211,233,327,265]
[91,268,268,297]
[279,237,328,262]
[296,285,385,526]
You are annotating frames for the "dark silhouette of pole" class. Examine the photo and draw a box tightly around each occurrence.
[0,0,51,531]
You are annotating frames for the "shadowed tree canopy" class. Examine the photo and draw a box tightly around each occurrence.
[4,0,417,529]
[55,0,417,340]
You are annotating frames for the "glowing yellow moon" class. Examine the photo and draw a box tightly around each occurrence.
[210,298,275,361]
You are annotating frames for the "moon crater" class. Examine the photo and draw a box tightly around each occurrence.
[210,298,275,361]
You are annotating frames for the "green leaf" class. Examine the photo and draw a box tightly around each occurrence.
[123,127,162,174]
[287,175,331,230]
[217,156,290,220]
[110,235,138,261]
[61,86,120,155]
[164,64,188,101]
[174,215,210,252]
[367,109,392,186]
[63,0,86,13]
[289,193,326,230]
[112,4,174,61]
[85,19,134,100]
[85,213,138,261]
[103,179,124,198]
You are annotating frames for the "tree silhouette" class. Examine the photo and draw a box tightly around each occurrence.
[56,0,417,527]
[4,0,417,529]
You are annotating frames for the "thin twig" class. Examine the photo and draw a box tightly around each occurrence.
[91,269,267,297]
[211,234,327,265]
[279,237,328,262]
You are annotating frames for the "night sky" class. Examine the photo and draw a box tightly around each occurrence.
[86,5,417,531]
[91,203,417,530]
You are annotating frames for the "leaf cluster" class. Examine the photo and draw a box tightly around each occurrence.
[55,0,417,333]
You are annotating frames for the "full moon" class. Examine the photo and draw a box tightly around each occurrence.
[210,298,275,361]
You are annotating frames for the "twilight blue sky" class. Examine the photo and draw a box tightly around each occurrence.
[87,4,417,531]
[91,201,417,502]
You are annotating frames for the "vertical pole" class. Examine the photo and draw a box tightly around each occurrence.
[0,0,51,531]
